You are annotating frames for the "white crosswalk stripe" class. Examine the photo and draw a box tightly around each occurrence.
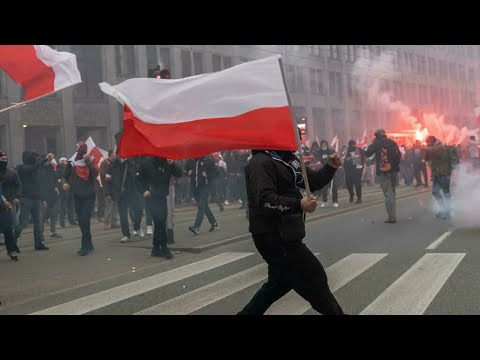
[264,253,387,315]
[30,252,254,315]
[360,253,465,315]
[25,251,467,316]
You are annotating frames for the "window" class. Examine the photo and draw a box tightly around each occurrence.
[449,63,457,81]
[346,45,355,62]
[329,45,339,60]
[212,54,222,72]
[296,67,304,93]
[467,46,473,57]
[193,52,204,75]
[336,72,343,100]
[72,45,103,99]
[351,110,361,138]
[181,50,192,77]
[375,46,382,56]
[310,45,321,57]
[331,109,345,141]
[115,45,136,76]
[223,56,232,69]
[409,53,416,73]
[146,46,158,69]
[312,107,326,137]
[159,47,172,71]
[417,55,426,74]
[469,68,475,81]
[329,71,336,96]
[428,57,437,77]
[308,69,325,95]
[347,74,353,97]
[458,64,465,82]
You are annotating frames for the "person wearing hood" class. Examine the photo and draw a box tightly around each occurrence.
[425,136,456,219]
[314,140,339,208]
[14,150,49,251]
[63,141,99,255]
[365,129,401,223]
[137,156,182,259]
[237,139,344,315]
[0,152,20,261]
[343,140,365,203]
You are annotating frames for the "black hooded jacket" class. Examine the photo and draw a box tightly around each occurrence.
[246,150,336,235]
[136,157,182,198]
[315,141,335,165]
[0,167,22,203]
[16,150,46,200]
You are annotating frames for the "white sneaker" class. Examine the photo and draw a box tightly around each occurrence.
[146,226,153,235]
[120,236,129,243]
[238,199,243,204]
[224,200,230,205]
[320,202,327,208]
[333,203,339,208]
[135,229,145,237]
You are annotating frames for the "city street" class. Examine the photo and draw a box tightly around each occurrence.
[1,183,478,315]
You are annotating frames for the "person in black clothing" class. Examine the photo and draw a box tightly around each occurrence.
[0,152,20,261]
[0,151,21,231]
[57,158,77,227]
[104,156,144,242]
[315,140,338,207]
[237,147,344,315]
[63,141,98,255]
[365,129,401,223]
[343,140,365,204]
[14,150,49,250]
[188,155,219,235]
[137,156,182,258]
[39,153,62,239]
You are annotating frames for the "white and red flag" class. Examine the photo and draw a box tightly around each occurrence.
[99,55,297,160]
[69,137,107,171]
[0,45,81,107]
[330,135,339,153]
[359,129,368,147]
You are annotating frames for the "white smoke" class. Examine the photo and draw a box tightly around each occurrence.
[450,164,480,228]
[351,49,479,145]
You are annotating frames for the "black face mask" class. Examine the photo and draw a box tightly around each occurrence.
[0,161,7,171]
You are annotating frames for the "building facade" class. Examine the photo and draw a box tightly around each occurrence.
[1,45,479,164]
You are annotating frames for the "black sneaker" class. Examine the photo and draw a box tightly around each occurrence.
[60,222,66,228]
[151,248,162,257]
[209,224,220,232]
[35,244,49,251]
[188,226,200,235]
[349,196,354,203]
[77,248,90,256]
[356,199,362,204]
[50,233,63,239]
[14,245,21,253]
[8,251,19,261]
[160,247,174,259]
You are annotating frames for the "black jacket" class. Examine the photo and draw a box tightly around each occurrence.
[104,158,139,202]
[0,167,22,203]
[246,150,336,235]
[137,157,182,198]
[314,146,335,165]
[39,163,59,202]
[64,158,98,199]
[16,150,46,200]
[365,136,401,175]
[343,146,366,171]
[190,156,217,190]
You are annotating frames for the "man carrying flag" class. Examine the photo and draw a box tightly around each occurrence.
[63,141,98,256]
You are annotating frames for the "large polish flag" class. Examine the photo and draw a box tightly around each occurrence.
[99,55,297,160]
[0,45,82,103]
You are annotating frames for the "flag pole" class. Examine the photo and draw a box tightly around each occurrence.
[278,57,312,197]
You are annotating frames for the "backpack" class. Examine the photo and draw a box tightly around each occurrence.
[446,145,459,168]
[379,139,400,172]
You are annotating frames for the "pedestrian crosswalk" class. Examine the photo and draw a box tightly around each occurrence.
[25,250,466,315]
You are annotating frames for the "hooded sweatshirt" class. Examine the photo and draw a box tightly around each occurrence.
[16,150,46,200]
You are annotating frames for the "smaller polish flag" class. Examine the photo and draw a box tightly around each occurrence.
[0,45,81,108]
[330,135,339,153]
[69,137,107,170]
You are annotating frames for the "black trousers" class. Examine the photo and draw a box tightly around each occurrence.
[147,197,168,249]
[414,163,428,185]
[118,194,143,238]
[74,195,95,249]
[59,191,75,224]
[238,233,344,315]
[345,168,363,200]
[0,210,16,253]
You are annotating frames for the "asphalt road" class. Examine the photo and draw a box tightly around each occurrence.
[1,187,478,315]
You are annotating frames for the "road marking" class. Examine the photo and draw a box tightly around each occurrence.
[30,252,254,315]
[265,253,387,315]
[426,230,454,250]
[136,253,320,315]
[360,253,465,315]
